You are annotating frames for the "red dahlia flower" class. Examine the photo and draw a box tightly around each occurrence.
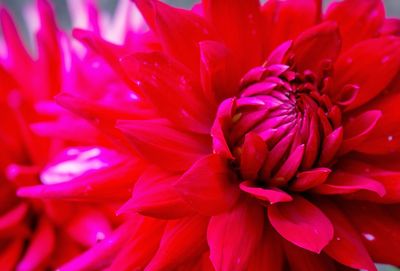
[12,0,400,270]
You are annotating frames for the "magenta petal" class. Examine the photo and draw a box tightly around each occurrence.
[240,133,268,180]
[17,218,55,271]
[268,195,333,253]
[290,168,331,192]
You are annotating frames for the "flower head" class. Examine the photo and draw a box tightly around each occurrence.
[9,0,400,270]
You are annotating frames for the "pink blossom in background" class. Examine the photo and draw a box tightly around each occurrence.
[1,0,400,270]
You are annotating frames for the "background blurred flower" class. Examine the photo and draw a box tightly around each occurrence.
[0,0,148,269]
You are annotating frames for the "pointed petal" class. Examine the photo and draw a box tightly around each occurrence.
[313,171,385,197]
[174,154,240,215]
[145,215,209,271]
[318,199,377,271]
[118,168,193,219]
[240,181,292,204]
[290,168,331,192]
[268,195,333,253]
[319,127,343,166]
[332,37,400,110]
[325,0,385,50]
[117,119,211,172]
[208,197,264,271]
[271,144,304,185]
[335,158,400,203]
[211,98,236,159]
[240,132,268,180]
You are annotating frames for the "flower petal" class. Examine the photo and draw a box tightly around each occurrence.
[117,119,211,172]
[268,195,333,253]
[318,199,377,271]
[240,181,292,204]
[319,126,343,166]
[146,215,209,271]
[289,22,341,74]
[335,158,400,203]
[202,0,263,73]
[208,197,264,271]
[240,132,268,180]
[199,41,240,103]
[290,168,331,192]
[108,219,165,271]
[174,154,240,215]
[284,241,336,271]
[16,218,55,271]
[380,18,400,36]
[18,148,143,201]
[354,86,400,155]
[59,217,152,271]
[339,201,400,266]
[120,52,212,133]
[340,110,382,154]
[211,98,236,159]
[66,208,112,247]
[0,238,24,271]
[332,37,400,110]
[325,0,385,50]
[313,171,386,197]
[261,0,321,56]
[118,168,193,219]
[248,224,284,271]
[134,0,213,70]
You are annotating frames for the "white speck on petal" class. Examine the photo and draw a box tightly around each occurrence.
[363,233,375,241]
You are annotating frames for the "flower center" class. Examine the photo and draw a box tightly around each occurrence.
[221,63,343,188]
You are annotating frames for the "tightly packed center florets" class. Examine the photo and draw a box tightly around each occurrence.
[227,63,343,189]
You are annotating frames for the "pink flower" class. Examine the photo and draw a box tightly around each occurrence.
[0,0,146,269]
[10,0,400,270]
